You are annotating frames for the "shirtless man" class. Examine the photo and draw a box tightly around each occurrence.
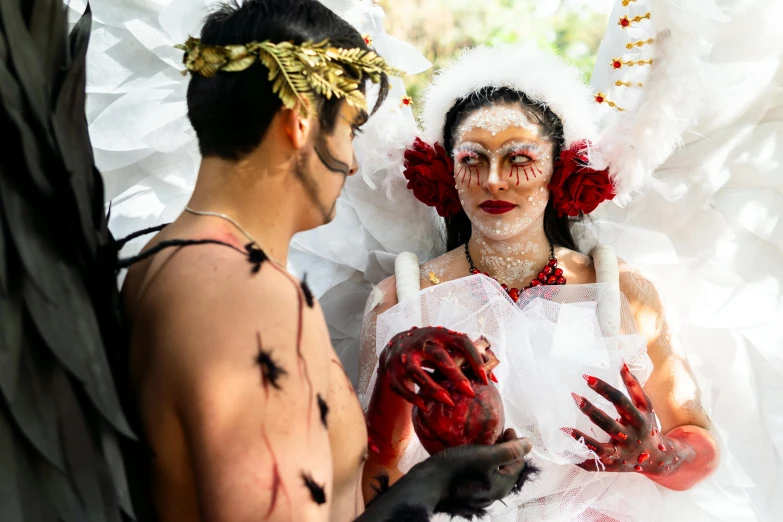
[121,1,533,521]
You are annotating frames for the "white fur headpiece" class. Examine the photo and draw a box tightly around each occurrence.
[421,45,599,150]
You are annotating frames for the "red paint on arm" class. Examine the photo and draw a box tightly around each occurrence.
[651,425,719,490]
[365,361,415,467]
[265,262,315,432]
[261,425,291,519]
[331,359,356,396]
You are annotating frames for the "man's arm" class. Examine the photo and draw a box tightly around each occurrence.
[154,249,333,521]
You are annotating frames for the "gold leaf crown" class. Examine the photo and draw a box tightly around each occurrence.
[176,37,403,117]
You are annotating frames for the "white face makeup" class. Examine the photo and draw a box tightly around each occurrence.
[473,236,542,284]
[452,103,555,242]
[455,104,542,142]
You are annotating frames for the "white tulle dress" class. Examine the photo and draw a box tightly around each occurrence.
[73,0,782,520]
[362,249,666,522]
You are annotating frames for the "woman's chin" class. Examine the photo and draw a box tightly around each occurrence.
[469,212,536,241]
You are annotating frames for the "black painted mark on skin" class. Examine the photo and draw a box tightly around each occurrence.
[255,333,287,397]
[317,393,329,428]
[302,472,327,505]
[301,276,314,308]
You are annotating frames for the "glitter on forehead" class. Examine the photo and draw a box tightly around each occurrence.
[498,141,541,155]
[455,105,540,143]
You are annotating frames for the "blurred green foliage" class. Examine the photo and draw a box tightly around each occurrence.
[383,0,611,118]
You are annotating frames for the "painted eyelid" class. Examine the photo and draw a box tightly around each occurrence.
[460,157,482,166]
[509,152,535,162]
[456,151,481,161]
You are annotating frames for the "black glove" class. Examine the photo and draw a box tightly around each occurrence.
[356,429,536,522]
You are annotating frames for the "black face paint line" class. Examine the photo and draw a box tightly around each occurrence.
[292,148,333,223]
[314,133,352,177]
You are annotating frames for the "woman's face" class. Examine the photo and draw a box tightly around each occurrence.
[452,102,556,240]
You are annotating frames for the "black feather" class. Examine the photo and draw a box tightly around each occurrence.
[245,243,268,273]
[0,0,54,197]
[365,472,390,506]
[316,394,329,428]
[0,276,23,401]
[302,472,327,505]
[255,341,287,392]
[511,459,540,494]
[0,1,153,520]
[301,275,314,308]
[433,468,491,520]
[0,204,7,294]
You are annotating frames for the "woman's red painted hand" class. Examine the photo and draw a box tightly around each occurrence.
[380,326,490,410]
[563,364,690,477]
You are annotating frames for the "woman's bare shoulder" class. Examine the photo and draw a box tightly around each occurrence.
[369,275,399,316]
[419,247,467,289]
[554,246,596,285]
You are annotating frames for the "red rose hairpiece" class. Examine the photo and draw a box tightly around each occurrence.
[403,137,461,217]
[549,140,615,217]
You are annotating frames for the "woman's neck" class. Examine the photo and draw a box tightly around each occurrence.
[467,224,551,287]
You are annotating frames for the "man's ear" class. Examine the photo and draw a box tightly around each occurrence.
[280,104,313,149]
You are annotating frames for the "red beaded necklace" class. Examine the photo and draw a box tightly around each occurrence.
[465,242,567,302]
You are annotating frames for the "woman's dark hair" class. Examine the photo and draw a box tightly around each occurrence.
[187,0,389,160]
[442,87,581,252]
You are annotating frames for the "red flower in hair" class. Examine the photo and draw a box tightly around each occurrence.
[403,137,461,217]
[549,141,615,217]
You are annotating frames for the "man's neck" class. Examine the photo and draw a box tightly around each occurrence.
[467,223,551,286]
[186,155,298,265]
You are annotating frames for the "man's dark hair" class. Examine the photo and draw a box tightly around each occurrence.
[187,0,389,160]
[441,86,582,253]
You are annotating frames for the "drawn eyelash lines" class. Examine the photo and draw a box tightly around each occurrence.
[456,165,481,187]
[508,164,541,185]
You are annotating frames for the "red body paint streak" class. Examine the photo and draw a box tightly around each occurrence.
[265,263,315,432]
[261,425,290,519]
[331,359,356,396]
[294,288,314,430]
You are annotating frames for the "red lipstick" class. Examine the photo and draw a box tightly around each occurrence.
[479,200,516,214]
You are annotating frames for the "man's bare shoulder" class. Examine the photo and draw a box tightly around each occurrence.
[128,243,335,521]
[138,243,298,312]
[128,244,308,382]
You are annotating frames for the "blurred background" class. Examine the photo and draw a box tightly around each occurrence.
[383,0,616,116]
